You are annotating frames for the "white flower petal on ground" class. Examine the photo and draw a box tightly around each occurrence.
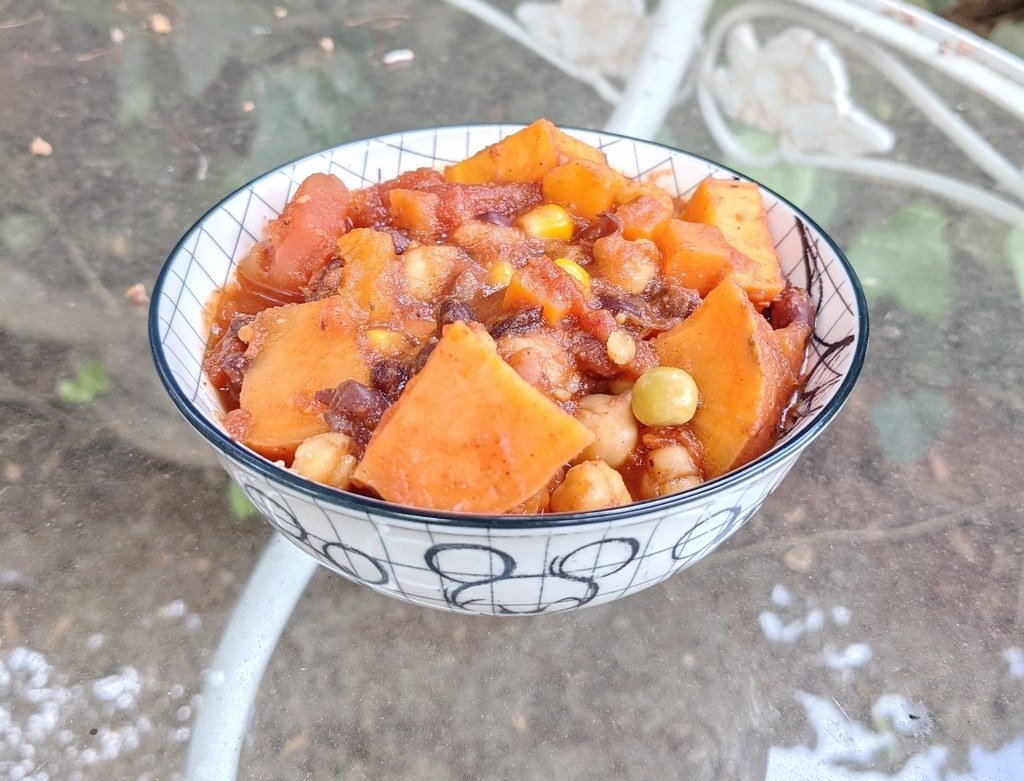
[710,23,895,157]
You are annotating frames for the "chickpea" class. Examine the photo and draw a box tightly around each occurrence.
[574,393,639,469]
[591,233,660,293]
[496,332,580,400]
[639,445,702,499]
[291,432,358,489]
[550,461,633,512]
[631,366,699,427]
[605,330,636,366]
[403,245,467,302]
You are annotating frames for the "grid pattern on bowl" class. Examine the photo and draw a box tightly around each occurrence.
[220,450,797,614]
[152,125,865,614]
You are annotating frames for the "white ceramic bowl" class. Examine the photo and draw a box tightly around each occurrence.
[150,125,868,616]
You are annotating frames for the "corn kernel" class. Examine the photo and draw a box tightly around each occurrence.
[487,260,515,289]
[367,328,410,357]
[554,257,591,294]
[518,204,575,241]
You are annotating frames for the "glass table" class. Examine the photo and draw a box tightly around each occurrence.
[2,1,1023,778]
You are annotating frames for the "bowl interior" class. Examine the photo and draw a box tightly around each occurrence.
[150,125,867,522]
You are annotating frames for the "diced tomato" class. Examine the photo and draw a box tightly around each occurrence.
[349,168,446,229]
[237,173,352,295]
[434,182,543,234]
[503,257,589,324]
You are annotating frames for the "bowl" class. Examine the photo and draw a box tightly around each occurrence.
[149,124,867,616]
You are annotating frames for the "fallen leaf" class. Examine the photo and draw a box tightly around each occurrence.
[279,732,309,758]
[43,614,73,651]
[56,359,112,404]
[125,283,149,307]
[274,6,288,18]
[784,543,813,573]
[948,528,980,565]
[30,136,53,157]
[1,610,19,649]
[870,390,952,464]
[319,36,334,53]
[150,12,173,34]
[847,201,952,320]
[226,480,259,520]
[928,451,950,483]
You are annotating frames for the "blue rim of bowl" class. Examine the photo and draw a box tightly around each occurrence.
[149,124,869,530]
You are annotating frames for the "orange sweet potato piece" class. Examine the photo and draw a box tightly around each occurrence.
[774,322,814,379]
[541,159,629,221]
[388,188,442,243]
[226,297,369,461]
[445,119,607,184]
[652,279,796,479]
[237,173,351,296]
[680,178,785,307]
[353,321,595,513]
[335,228,404,326]
[612,182,674,241]
[656,219,759,297]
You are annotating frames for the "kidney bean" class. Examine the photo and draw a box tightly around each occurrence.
[202,313,255,401]
[488,307,544,340]
[578,212,623,243]
[770,285,816,330]
[305,258,344,300]
[318,380,390,446]
[476,210,513,227]
[437,297,477,328]
[371,358,410,403]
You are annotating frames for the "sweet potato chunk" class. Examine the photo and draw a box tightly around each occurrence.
[335,228,404,326]
[226,297,369,461]
[653,279,795,479]
[541,159,628,221]
[388,188,442,243]
[774,322,814,379]
[656,219,759,297]
[353,321,594,513]
[444,119,607,184]
[680,179,785,308]
[613,182,674,241]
